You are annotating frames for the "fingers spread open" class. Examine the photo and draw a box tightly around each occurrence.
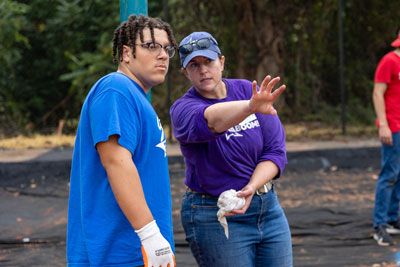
[260,75,272,90]
[265,77,281,93]
[252,80,258,95]
[272,84,286,98]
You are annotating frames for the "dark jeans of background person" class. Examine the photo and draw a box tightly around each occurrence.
[373,131,400,227]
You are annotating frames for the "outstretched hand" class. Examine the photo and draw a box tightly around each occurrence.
[249,75,286,115]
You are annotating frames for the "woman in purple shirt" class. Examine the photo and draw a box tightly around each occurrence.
[170,31,292,267]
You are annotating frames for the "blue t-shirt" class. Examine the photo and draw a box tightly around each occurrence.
[170,78,287,196]
[67,72,174,267]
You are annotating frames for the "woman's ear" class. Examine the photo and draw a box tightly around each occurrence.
[220,55,225,72]
[181,67,189,78]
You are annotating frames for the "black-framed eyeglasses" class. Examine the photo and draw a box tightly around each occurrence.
[178,38,217,55]
[134,42,176,58]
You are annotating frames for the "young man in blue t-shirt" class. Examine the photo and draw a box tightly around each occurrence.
[67,15,177,267]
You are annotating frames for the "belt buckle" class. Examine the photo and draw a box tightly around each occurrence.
[256,182,272,195]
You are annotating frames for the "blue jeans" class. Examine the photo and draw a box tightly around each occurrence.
[181,188,293,267]
[373,131,400,227]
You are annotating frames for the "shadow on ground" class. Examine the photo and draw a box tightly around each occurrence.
[1,145,399,267]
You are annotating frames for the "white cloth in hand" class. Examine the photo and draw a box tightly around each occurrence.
[217,189,245,238]
[135,220,175,267]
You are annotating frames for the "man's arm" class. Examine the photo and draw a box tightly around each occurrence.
[96,134,153,229]
[97,134,175,267]
[372,82,393,146]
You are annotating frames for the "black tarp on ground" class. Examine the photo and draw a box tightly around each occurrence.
[1,146,399,267]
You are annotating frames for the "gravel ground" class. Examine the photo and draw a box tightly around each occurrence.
[1,143,399,267]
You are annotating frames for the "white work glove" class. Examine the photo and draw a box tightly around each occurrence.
[135,220,175,267]
[217,189,245,238]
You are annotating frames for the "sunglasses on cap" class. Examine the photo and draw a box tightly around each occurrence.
[178,37,218,55]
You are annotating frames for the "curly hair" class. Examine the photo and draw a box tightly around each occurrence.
[112,15,177,63]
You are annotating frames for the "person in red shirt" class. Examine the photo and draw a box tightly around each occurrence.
[372,29,400,246]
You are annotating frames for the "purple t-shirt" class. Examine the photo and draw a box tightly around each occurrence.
[170,78,287,196]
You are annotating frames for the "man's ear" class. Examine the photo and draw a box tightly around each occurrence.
[122,45,132,63]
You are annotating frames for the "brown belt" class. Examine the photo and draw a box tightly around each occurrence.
[187,181,273,196]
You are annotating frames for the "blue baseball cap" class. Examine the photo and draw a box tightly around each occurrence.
[179,32,221,68]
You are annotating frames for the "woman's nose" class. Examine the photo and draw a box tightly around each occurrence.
[199,63,207,73]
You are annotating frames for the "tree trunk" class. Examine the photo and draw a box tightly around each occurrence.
[237,0,286,110]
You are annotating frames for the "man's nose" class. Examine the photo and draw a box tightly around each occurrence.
[158,47,169,59]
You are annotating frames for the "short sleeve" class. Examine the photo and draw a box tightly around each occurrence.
[89,89,139,155]
[375,56,393,83]
[170,98,223,144]
[257,114,287,178]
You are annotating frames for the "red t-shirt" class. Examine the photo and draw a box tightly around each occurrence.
[374,51,400,133]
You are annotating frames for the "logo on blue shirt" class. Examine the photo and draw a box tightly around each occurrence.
[155,117,167,157]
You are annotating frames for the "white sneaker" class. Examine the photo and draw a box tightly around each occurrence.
[373,225,394,246]
[387,221,400,235]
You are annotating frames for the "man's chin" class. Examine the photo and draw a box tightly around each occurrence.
[150,77,166,88]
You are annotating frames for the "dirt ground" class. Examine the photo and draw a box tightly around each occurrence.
[0,146,399,267]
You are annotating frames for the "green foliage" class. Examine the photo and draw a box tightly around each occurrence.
[0,0,29,70]
[60,32,116,104]
[1,0,399,136]
[167,0,400,127]
[0,0,30,135]
[0,0,119,135]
